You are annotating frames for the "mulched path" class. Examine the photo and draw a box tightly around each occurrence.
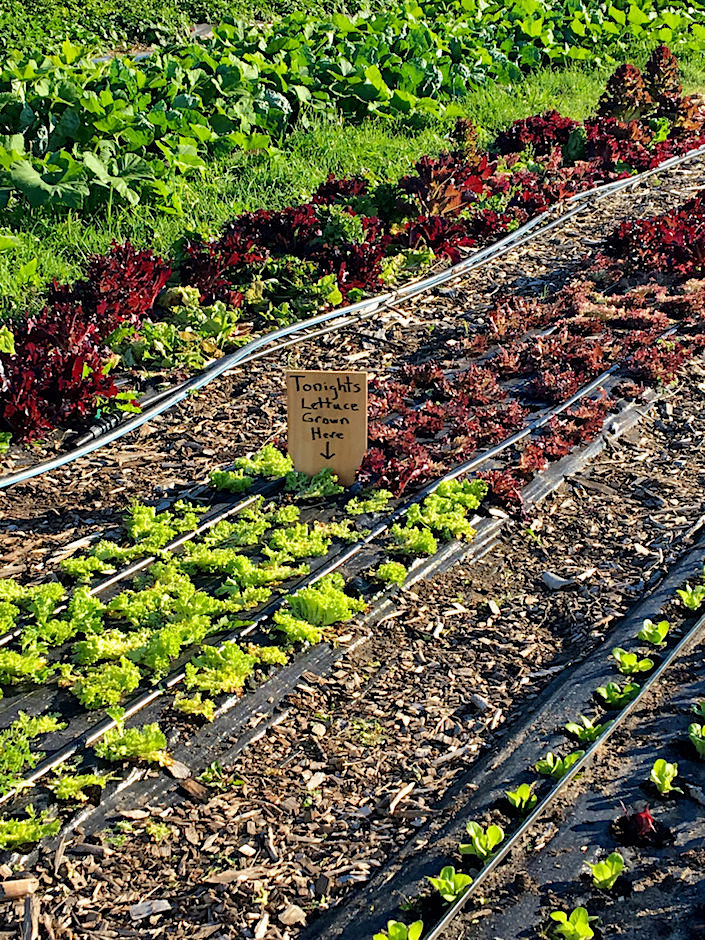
[5,359,705,939]
[1,154,705,581]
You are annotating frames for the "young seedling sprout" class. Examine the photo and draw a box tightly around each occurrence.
[535,750,585,780]
[637,618,670,646]
[427,865,473,903]
[595,680,640,709]
[564,715,612,744]
[688,722,705,759]
[549,906,597,940]
[650,758,683,796]
[611,647,654,676]
[676,582,705,611]
[505,782,537,814]
[586,851,624,890]
[372,921,423,940]
[459,821,504,863]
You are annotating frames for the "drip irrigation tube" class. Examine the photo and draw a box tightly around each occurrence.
[2,141,704,492]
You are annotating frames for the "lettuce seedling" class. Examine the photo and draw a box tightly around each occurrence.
[611,647,654,675]
[94,721,170,766]
[249,644,289,667]
[427,865,472,903]
[374,561,408,586]
[268,522,331,559]
[73,627,150,665]
[346,489,393,516]
[390,522,438,556]
[459,821,504,862]
[285,469,343,499]
[677,583,705,610]
[373,920,423,940]
[637,619,670,646]
[314,519,363,543]
[145,820,172,842]
[0,712,66,796]
[505,783,537,814]
[535,750,585,780]
[688,722,705,758]
[48,771,111,802]
[692,701,705,719]
[586,851,624,890]
[273,610,323,645]
[60,554,115,582]
[0,805,60,850]
[71,656,142,709]
[209,445,294,493]
[595,680,640,708]
[209,468,253,493]
[650,758,683,796]
[549,906,597,940]
[173,692,216,722]
[0,648,52,686]
[564,715,612,744]
[184,641,256,696]
[288,572,365,627]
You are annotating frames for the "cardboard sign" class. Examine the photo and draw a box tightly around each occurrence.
[286,370,367,486]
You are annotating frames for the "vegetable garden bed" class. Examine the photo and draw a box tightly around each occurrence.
[1,48,705,455]
[0,160,703,937]
[2,346,705,939]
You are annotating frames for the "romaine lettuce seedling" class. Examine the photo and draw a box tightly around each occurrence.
[459,821,504,862]
[692,701,705,719]
[372,920,423,940]
[688,722,705,758]
[650,758,683,796]
[505,783,537,814]
[611,647,654,675]
[677,583,705,610]
[549,906,597,940]
[564,715,612,744]
[535,750,585,780]
[586,851,624,890]
[428,865,472,903]
[595,680,640,708]
[637,619,670,646]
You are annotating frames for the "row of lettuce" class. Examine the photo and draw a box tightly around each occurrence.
[377,580,705,940]
[1,0,705,216]
[1,47,704,446]
[0,176,704,853]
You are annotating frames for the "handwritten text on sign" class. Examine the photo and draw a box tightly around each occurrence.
[286,370,368,486]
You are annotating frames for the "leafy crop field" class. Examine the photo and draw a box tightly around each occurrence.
[1,48,704,450]
[0,169,704,928]
[2,4,705,932]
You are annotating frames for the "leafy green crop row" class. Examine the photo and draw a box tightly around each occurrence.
[2,0,705,215]
[381,563,705,940]
[0,446,492,852]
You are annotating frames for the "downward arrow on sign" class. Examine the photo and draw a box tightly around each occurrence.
[320,441,335,460]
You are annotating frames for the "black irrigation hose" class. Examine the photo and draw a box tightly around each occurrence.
[422,606,705,940]
[0,348,644,806]
[2,141,704,491]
